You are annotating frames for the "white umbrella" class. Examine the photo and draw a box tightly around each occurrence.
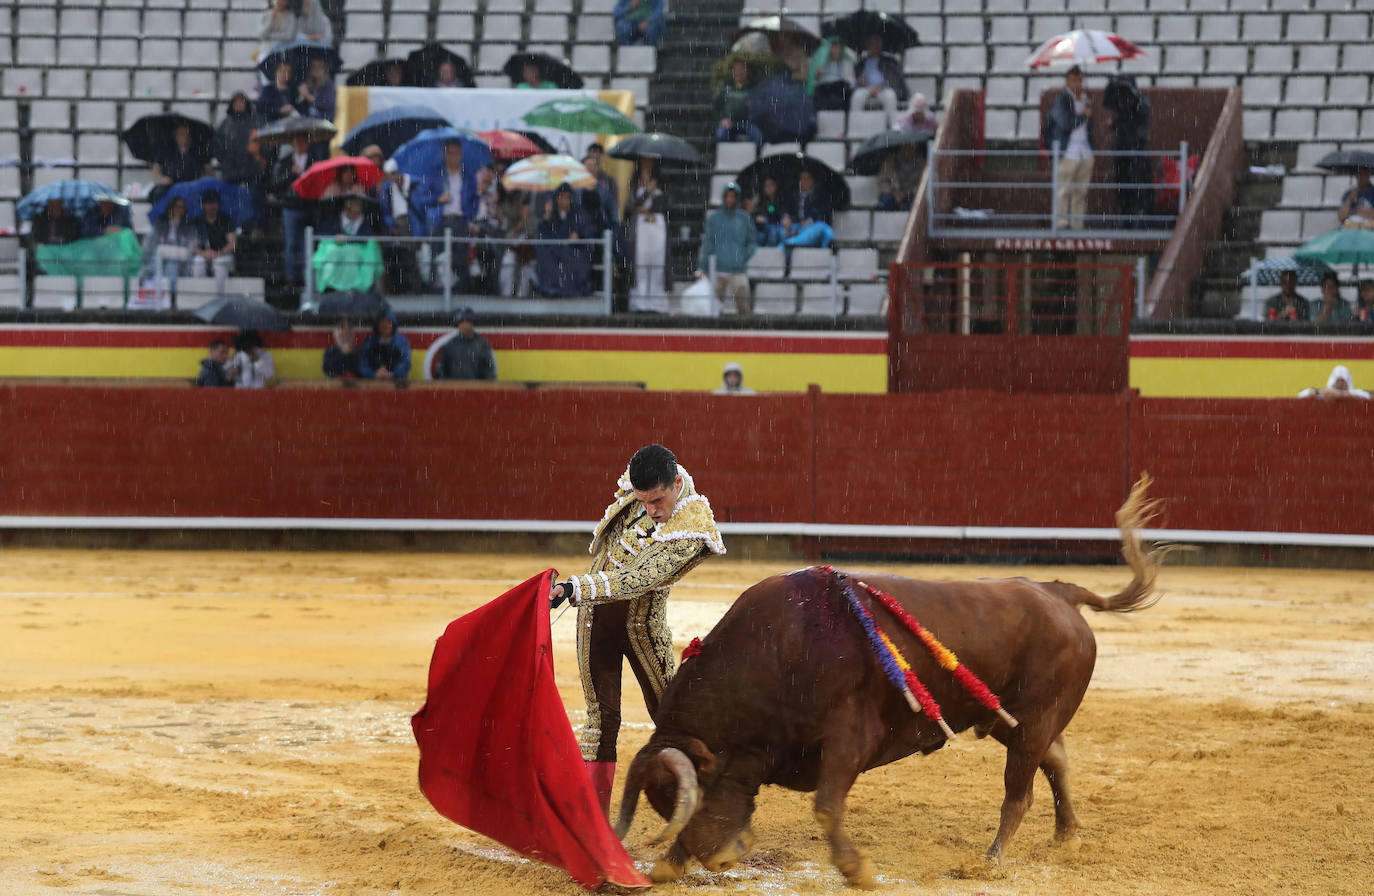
[1025,29,1145,69]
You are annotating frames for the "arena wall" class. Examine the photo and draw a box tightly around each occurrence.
[4,384,1370,542]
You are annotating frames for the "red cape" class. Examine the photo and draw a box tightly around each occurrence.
[411,569,650,890]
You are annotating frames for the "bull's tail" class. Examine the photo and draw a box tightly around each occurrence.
[1075,473,1179,614]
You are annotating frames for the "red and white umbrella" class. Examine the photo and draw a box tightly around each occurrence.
[1025,30,1145,69]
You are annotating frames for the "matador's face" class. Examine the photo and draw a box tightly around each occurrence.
[634,475,684,525]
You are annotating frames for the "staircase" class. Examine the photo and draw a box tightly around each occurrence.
[1191,141,1292,318]
[645,0,745,285]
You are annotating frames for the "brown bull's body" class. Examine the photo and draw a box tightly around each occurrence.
[617,477,1168,888]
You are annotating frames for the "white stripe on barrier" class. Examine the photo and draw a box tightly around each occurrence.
[0,516,1370,548]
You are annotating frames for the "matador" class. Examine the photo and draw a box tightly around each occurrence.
[550,444,724,816]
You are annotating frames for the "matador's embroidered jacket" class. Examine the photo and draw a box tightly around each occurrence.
[567,465,725,606]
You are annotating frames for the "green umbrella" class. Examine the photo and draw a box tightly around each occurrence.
[312,239,384,293]
[36,229,143,278]
[1293,227,1374,265]
[521,98,639,135]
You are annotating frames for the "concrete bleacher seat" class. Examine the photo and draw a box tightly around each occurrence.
[576,16,616,43]
[806,142,845,171]
[529,15,570,43]
[572,45,611,75]
[747,247,786,280]
[837,248,879,281]
[847,111,887,140]
[32,277,81,312]
[0,275,22,310]
[846,282,885,316]
[617,46,657,75]
[435,13,477,41]
[872,211,907,243]
[175,277,268,309]
[834,210,871,241]
[477,44,517,73]
[483,15,523,42]
[1258,210,1301,245]
[715,142,755,173]
[789,248,832,282]
[753,283,798,315]
[390,13,431,42]
[816,110,845,140]
[800,283,839,315]
[847,176,879,208]
[0,169,22,200]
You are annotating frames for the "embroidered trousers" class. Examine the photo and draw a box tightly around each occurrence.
[576,593,674,763]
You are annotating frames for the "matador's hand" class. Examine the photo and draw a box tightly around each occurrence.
[550,582,568,609]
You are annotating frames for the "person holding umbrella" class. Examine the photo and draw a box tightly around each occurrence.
[1338,167,1374,226]
[537,183,593,296]
[1044,65,1095,230]
[30,197,80,246]
[850,34,906,126]
[806,38,856,113]
[410,138,481,293]
[153,123,214,202]
[259,60,304,122]
[518,60,557,90]
[1264,269,1312,322]
[297,56,336,122]
[190,189,238,297]
[625,157,668,312]
[713,59,762,148]
[272,132,329,282]
[226,329,276,389]
[877,141,923,211]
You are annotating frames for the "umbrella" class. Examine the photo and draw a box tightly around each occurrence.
[606,132,704,165]
[313,289,390,318]
[194,295,291,331]
[503,51,584,90]
[478,129,544,161]
[254,116,337,147]
[342,105,450,157]
[512,129,558,155]
[735,15,822,55]
[1294,227,1374,266]
[737,152,851,212]
[345,57,410,88]
[405,43,476,88]
[392,127,494,179]
[849,129,931,176]
[257,39,343,83]
[821,10,920,55]
[121,113,213,165]
[1236,255,1334,287]
[293,157,386,200]
[17,179,128,222]
[500,155,596,192]
[747,73,817,144]
[148,177,254,227]
[1316,149,1374,175]
[522,98,639,135]
[1025,30,1146,69]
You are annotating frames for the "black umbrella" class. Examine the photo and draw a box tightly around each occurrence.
[737,152,850,211]
[346,57,410,88]
[747,73,817,145]
[256,39,343,83]
[504,51,585,90]
[254,116,338,147]
[314,289,390,318]
[849,128,931,176]
[607,133,704,165]
[1316,149,1374,175]
[121,113,213,165]
[194,295,291,332]
[734,15,822,55]
[512,130,558,155]
[405,43,476,88]
[341,105,450,157]
[822,10,920,55]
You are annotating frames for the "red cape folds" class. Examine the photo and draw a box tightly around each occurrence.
[411,569,650,890]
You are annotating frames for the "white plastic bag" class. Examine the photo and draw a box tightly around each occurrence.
[679,276,717,317]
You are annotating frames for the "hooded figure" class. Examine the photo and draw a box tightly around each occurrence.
[536,183,593,297]
[1102,75,1152,225]
[713,360,756,394]
[216,92,262,186]
[698,181,758,314]
[806,38,856,111]
[434,307,497,380]
[1298,364,1371,399]
[359,310,412,380]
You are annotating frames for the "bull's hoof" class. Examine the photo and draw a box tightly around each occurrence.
[1052,832,1082,854]
[649,858,685,883]
[838,855,878,890]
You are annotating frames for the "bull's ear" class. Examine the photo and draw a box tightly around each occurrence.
[683,737,717,776]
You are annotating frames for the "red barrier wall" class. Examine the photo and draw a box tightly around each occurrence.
[2,385,1369,537]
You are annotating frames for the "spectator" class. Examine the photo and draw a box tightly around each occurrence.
[626,157,668,312]
[713,361,756,395]
[806,38,855,113]
[295,0,332,43]
[259,60,303,122]
[258,0,298,65]
[359,310,412,380]
[191,189,238,295]
[1357,279,1374,323]
[227,330,276,389]
[518,61,556,90]
[359,145,386,176]
[411,139,480,292]
[1103,74,1152,227]
[379,158,422,293]
[196,339,234,387]
[747,176,786,246]
[435,307,497,380]
[216,92,267,227]
[1338,167,1374,226]
[1313,272,1353,323]
[497,174,535,297]
[381,60,406,87]
[877,141,923,212]
[781,168,834,249]
[581,151,620,235]
[30,198,81,246]
[896,93,938,137]
[81,197,127,238]
[318,164,368,200]
[849,34,906,126]
[1298,364,1370,399]
[141,196,198,300]
[467,167,507,293]
[536,183,592,296]
[1264,269,1311,322]
[316,195,373,239]
[1044,65,1094,231]
[714,59,762,148]
[272,132,329,282]
[314,196,383,291]
[435,60,463,88]
[153,124,214,201]
[297,57,336,122]
[322,319,361,378]
[697,181,757,314]
[614,0,664,47]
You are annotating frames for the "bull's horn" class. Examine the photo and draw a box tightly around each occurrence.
[648,747,700,846]
[614,762,643,840]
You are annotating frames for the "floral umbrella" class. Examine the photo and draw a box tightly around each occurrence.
[478,129,543,161]
[1025,30,1145,69]
[500,154,596,192]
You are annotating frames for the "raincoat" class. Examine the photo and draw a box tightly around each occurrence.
[699,184,757,274]
[359,311,412,379]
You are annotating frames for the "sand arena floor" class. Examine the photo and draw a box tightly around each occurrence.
[0,548,1371,896]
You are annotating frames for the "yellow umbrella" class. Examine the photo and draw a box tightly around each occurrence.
[500,154,596,192]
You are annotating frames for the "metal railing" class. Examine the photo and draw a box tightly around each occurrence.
[926,143,1190,238]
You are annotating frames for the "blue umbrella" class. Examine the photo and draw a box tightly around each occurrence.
[342,105,450,157]
[1237,255,1334,287]
[17,179,128,222]
[148,177,254,227]
[747,73,817,144]
[257,39,343,83]
[392,127,494,178]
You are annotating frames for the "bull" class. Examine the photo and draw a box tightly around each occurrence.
[614,476,1169,888]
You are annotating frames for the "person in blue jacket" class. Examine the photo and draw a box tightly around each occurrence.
[359,310,412,380]
[410,139,480,292]
[536,183,593,297]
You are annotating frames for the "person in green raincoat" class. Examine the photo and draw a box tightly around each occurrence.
[806,38,856,113]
